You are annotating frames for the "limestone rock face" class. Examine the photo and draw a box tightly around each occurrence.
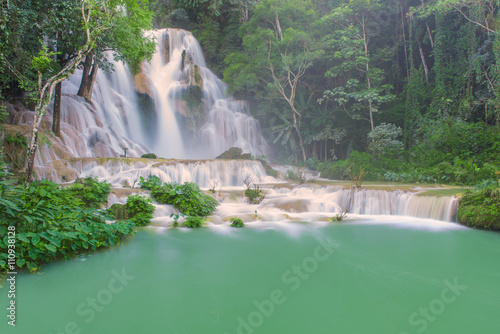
[134,73,154,98]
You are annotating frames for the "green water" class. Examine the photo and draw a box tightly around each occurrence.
[2,221,500,334]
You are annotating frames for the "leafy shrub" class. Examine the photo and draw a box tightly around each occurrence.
[125,195,155,226]
[367,123,403,156]
[306,157,320,170]
[244,187,265,204]
[183,216,205,228]
[139,175,162,190]
[457,188,500,229]
[229,217,244,227]
[151,182,218,217]
[0,180,135,273]
[141,153,157,159]
[68,177,111,208]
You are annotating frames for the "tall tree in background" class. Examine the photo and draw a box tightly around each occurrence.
[320,0,394,132]
[224,0,323,162]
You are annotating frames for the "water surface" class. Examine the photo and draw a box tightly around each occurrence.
[2,220,499,334]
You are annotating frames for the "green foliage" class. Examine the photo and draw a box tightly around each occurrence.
[151,182,219,217]
[5,133,28,148]
[333,209,347,222]
[139,174,163,190]
[170,213,181,227]
[141,153,157,159]
[125,195,156,226]
[367,123,403,156]
[457,188,500,230]
[0,179,135,273]
[68,177,111,208]
[183,215,205,228]
[244,187,265,204]
[229,217,244,227]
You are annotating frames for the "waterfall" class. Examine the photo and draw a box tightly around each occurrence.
[11,28,268,170]
[263,186,459,222]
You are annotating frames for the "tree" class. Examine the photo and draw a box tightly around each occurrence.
[41,0,156,138]
[17,0,114,183]
[224,0,323,162]
[320,0,395,131]
[77,0,156,102]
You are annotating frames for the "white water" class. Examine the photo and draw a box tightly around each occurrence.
[7,28,460,224]
[11,28,268,170]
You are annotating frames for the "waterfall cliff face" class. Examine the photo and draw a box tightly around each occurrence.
[11,28,268,168]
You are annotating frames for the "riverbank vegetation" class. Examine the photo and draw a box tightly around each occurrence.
[457,187,500,230]
[0,175,137,273]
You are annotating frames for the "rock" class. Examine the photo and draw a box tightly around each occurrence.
[160,32,170,63]
[49,160,79,182]
[108,203,129,220]
[240,153,253,160]
[134,73,154,98]
[216,147,242,159]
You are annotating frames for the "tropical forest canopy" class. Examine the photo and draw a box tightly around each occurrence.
[2,0,500,186]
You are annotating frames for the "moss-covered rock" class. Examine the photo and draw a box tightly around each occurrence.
[457,188,500,230]
[259,160,278,177]
[240,153,253,160]
[108,203,129,220]
[216,147,242,159]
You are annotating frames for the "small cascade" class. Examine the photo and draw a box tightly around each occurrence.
[70,158,275,188]
[262,186,459,222]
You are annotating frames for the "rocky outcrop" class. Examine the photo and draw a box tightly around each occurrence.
[134,73,154,98]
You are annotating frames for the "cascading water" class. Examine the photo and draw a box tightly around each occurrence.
[10,28,268,166]
[6,28,461,223]
[142,29,268,158]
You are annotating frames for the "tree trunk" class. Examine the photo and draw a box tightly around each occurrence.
[361,14,375,132]
[325,139,327,162]
[291,111,307,162]
[25,132,38,184]
[418,40,430,84]
[275,11,283,41]
[77,55,98,102]
[312,141,318,158]
[52,82,62,137]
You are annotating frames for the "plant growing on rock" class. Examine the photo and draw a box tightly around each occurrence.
[151,182,218,217]
[68,177,111,208]
[139,174,162,190]
[229,217,245,227]
[333,209,348,222]
[183,215,205,228]
[125,195,155,226]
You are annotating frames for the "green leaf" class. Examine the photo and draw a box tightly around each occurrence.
[29,249,38,260]
[17,234,30,243]
[31,235,41,245]
[16,259,26,268]
[45,244,57,252]
[27,262,37,272]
